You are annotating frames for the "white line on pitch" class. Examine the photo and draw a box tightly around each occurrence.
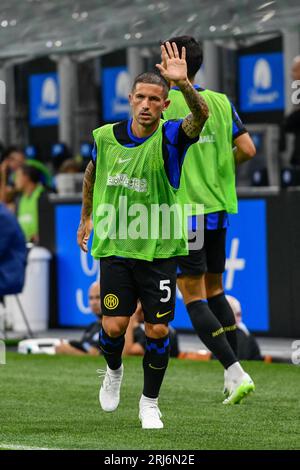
[0,443,61,450]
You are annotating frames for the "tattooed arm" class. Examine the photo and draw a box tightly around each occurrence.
[77,160,95,253]
[178,80,209,138]
[81,160,95,219]
[156,41,209,138]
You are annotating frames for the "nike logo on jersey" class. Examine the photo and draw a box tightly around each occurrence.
[149,364,166,370]
[118,157,132,164]
[156,310,172,319]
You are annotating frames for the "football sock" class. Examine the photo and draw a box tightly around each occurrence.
[186,300,237,369]
[208,292,238,356]
[143,334,170,399]
[99,327,125,370]
[226,361,245,382]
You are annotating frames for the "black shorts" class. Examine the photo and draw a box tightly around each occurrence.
[177,228,227,277]
[100,256,177,324]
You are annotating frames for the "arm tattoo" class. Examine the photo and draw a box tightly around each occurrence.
[179,80,209,138]
[81,161,96,219]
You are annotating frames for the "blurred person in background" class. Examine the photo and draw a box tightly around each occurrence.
[51,143,72,174]
[55,281,102,356]
[163,35,256,404]
[226,295,262,361]
[14,164,46,243]
[58,159,81,174]
[26,159,53,190]
[54,159,83,194]
[0,146,25,203]
[0,202,27,303]
[284,55,300,166]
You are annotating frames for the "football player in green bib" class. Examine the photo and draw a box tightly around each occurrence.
[77,42,209,429]
[163,36,256,405]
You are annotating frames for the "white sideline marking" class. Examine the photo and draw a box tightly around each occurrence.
[0,443,59,450]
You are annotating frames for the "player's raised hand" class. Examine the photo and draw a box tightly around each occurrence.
[77,217,93,253]
[156,42,188,85]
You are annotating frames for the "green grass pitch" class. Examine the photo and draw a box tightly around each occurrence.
[0,352,299,450]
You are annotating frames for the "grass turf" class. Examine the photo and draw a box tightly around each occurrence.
[0,352,299,450]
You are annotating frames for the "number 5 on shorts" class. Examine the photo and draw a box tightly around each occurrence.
[159,279,171,303]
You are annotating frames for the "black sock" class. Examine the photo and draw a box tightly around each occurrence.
[186,300,237,369]
[99,327,125,370]
[208,292,238,356]
[143,334,170,399]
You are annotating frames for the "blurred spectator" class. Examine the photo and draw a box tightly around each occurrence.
[26,160,53,190]
[55,281,102,356]
[55,159,83,195]
[283,56,300,166]
[58,158,81,174]
[15,164,46,243]
[226,295,262,361]
[0,203,27,298]
[51,143,72,173]
[0,146,25,203]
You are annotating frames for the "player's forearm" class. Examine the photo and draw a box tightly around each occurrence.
[178,79,209,138]
[81,161,95,220]
[233,133,256,164]
[233,148,253,164]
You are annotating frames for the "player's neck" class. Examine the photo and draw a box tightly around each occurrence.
[131,118,159,139]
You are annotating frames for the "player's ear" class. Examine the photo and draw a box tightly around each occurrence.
[129,93,133,106]
[163,99,171,110]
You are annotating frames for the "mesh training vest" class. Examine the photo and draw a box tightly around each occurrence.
[91,120,188,261]
[164,88,237,215]
[17,184,44,241]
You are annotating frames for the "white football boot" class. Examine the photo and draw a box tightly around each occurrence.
[223,369,231,398]
[223,372,255,405]
[139,395,164,429]
[97,364,124,412]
